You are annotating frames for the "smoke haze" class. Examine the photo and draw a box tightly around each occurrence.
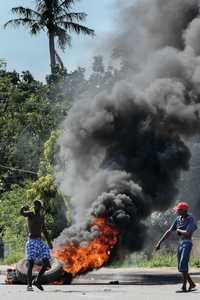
[54,0,200,253]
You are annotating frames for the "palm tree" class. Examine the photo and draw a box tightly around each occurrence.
[5,0,94,73]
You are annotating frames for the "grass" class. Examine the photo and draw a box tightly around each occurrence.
[191,257,200,268]
[136,255,177,268]
[0,250,23,265]
[111,254,200,269]
[137,255,200,268]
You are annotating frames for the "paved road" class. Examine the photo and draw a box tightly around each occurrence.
[1,267,200,299]
[0,283,200,300]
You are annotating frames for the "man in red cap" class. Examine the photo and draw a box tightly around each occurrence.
[155,201,197,292]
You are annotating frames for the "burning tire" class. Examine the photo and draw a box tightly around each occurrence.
[16,258,72,284]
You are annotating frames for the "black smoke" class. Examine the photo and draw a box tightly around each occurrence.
[54,0,200,254]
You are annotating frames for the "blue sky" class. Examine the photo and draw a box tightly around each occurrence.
[0,0,116,80]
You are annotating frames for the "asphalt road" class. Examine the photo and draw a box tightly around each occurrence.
[1,268,200,300]
[0,283,200,300]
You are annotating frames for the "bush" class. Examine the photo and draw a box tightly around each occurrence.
[0,184,32,262]
[26,175,69,239]
[111,253,200,269]
[136,255,177,268]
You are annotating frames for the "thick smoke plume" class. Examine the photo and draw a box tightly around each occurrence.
[54,0,200,254]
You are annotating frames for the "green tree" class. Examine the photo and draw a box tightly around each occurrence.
[0,69,69,191]
[27,131,70,239]
[5,0,94,73]
[0,184,32,263]
[0,131,69,263]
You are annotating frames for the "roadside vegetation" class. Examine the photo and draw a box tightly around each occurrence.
[110,254,200,269]
[0,53,119,264]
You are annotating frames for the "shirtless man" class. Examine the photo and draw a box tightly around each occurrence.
[20,200,53,291]
[155,201,197,292]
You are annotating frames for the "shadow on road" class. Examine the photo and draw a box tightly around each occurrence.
[73,271,200,285]
[1,271,200,286]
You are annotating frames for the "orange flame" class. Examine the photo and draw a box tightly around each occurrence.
[53,218,119,276]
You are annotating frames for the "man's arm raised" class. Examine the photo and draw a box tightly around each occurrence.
[20,206,33,217]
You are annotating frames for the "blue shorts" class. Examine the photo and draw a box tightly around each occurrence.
[26,239,51,262]
[177,240,192,273]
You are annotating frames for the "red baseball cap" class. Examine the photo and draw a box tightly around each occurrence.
[174,201,189,211]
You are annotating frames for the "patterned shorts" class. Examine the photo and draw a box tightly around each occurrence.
[26,239,51,262]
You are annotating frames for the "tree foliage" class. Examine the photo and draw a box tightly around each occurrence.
[0,69,68,191]
[38,130,60,176]
[0,54,120,262]
[0,184,32,261]
[26,175,69,239]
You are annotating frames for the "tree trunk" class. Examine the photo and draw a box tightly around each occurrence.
[49,31,56,74]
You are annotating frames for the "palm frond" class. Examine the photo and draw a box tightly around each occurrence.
[36,0,62,12]
[36,0,49,10]
[36,1,62,25]
[11,6,41,19]
[36,0,52,15]
[30,22,43,34]
[4,18,34,28]
[56,12,87,23]
[54,26,71,49]
[4,18,43,34]
[60,21,95,36]
[58,0,79,10]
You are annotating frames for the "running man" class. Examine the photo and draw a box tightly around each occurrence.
[20,200,53,291]
[155,201,197,292]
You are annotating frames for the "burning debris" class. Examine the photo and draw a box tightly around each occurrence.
[53,0,200,277]
[54,218,118,276]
